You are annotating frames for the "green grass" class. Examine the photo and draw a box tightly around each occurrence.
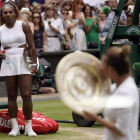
[18,99,73,121]
[0,99,104,140]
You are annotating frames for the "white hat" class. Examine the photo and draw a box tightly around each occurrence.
[6,0,15,3]
[20,8,32,16]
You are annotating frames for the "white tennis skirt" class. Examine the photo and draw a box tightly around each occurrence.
[0,48,31,76]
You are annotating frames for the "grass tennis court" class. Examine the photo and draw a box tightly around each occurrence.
[0,99,104,140]
[0,99,140,140]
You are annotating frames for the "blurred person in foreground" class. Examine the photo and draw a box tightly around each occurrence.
[84,45,139,140]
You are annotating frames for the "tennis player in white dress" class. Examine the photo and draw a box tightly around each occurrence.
[0,2,38,137]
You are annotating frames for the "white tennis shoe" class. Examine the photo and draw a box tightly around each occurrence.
[24,126,37,137]
[8,127,20,136]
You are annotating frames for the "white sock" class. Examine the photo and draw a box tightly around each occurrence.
[10,118,18,128]
[25,120,32,128]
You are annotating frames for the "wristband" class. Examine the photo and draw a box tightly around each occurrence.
[28,64,33,68]
[32,63,38,67]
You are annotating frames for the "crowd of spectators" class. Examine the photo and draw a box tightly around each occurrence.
[0,0,136,52]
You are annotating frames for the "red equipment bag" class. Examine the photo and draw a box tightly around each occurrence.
[0,108,59,134]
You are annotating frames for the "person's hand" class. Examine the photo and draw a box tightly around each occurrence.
[83,111,98,121]
[66,41,72,50]
[119,19,123,25]
[100,38,105,44]
[49,24,57,32]
[92,16,95,23]
[92,6,96,12]
[30,66,38,75]
[96,18,100,25]
[124,1,135,7]
[43,0,50,7]
[69,23,74,28]
[0,52,6,59]
[67,24,72,30]
[77,14,83,22]
[42,46,46,52]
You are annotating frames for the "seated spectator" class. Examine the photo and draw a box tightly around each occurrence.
[33,3,42,14]
[32,12,46,53]
[43,4,65,51]
[39,79,56,94]
[108,0,127,26]
[39,86,56,94]
[98,10,112,44]
[34,64,56,94]
[60,0,72,21]
[83,4,100,49]
[61,8,76,50]
[20,7,34,34]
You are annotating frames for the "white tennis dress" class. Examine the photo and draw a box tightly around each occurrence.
[103,76,139,140]
[0,20,31,76]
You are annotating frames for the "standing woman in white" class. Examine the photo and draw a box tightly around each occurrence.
[0,2,38,137]
[43,4,65,52]
[84,45,139,140]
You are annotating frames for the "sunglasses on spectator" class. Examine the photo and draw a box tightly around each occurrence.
[33,16,40,19]
[52,2,58,5]
[62,12,69,15]
[64,3,71,6]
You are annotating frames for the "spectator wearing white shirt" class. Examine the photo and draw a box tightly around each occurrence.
[107,0,127,26]
[43,4,65,51]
